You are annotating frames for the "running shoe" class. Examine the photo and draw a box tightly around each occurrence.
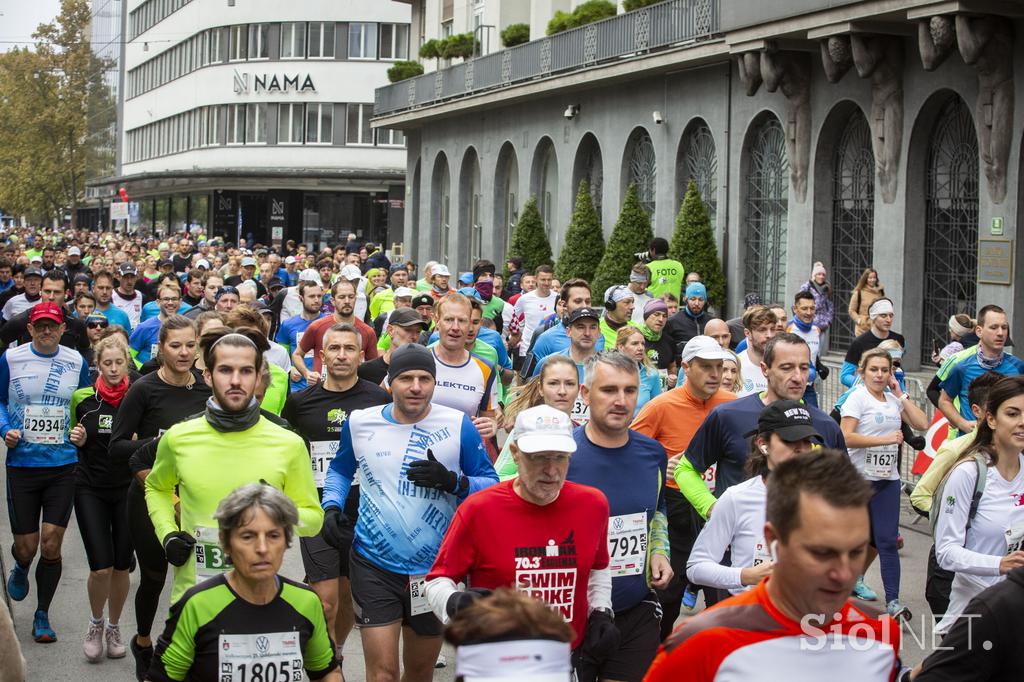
[681,586,698,611]
[6,561,28,602]
[435,653,447,669]
[84,620,104,661]
[131,636,154,681]
[106,625,127,659]
[32,610,56,643]
[897,534,905,550]
[852,576,877,601]
[886,599,912,622]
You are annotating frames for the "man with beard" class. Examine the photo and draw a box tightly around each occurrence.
[278,281,326,392]
[295,279,378,385]
[664,282,715,353]
[111,263,144,328]
[735,305,778,397]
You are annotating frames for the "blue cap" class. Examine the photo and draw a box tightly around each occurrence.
[685,282,707,301]
[457,286,482,299]
[458,272,474,285]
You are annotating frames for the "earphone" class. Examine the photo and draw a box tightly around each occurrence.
[769,539,779,563]
[605,285,626,312]
[760,446,768,454]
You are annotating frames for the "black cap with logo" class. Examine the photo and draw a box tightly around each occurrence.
[745,399,823,442]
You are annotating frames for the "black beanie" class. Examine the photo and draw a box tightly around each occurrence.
[387,344,436,383]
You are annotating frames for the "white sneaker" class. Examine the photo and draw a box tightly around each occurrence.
[106,625,127,659]
[84,621,104,662]
[434,653,447,669]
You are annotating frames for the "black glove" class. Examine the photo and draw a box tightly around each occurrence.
[579,609,619,664]
[163,531,196,567]
[406,449,459,493]
[445,588,493,618]
[816,360,830,381]
[321,507,354,550]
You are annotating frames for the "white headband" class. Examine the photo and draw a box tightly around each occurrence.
[868,299,894,319]
[209,332,257,352]
[948,315,973,337]
[456,640,571,681]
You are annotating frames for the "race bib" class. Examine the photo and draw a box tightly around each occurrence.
[409,574,431,616]
[218,631,304,682]
[150,343,159,359]
[297,331,313,359]
[607,512,647,576]
[309,440,337,488]
[22,405,65,445]
[864,445,898,479]
[658,368,669,392]
[1006,522,1024,555]
[702,463,717,493]
[752,538,772,567]
[570,395,590,426]
[194,525,232,578]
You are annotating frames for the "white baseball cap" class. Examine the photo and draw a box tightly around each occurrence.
[240,256,257,267]
[298,268,322,285]
[67,246,81,256]
[285,255,296,265]
[194,258,211,269]
[393,286,414,298]
[339,264,362,280]
[512,405,577,455]
[432,264,451,278]
[681,335,732,364]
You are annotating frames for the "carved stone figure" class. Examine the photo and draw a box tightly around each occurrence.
[918,16,957,70]
[761,49,811,202]
[850,34,904,204]
[821,35,853,83]
[957,15,1014,203]
[736,52,762,96]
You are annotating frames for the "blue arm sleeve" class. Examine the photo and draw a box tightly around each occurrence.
[808,363,817,383]
[322,420,356,511]
[458,415,498,499]
[494,333,511,370]
[274,321,290,348]
[78,357,91,388]
[128,324,146,353]
[841,362,857,388]
[0,354,11,438]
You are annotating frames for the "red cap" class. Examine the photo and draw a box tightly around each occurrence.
[29,302,64,325]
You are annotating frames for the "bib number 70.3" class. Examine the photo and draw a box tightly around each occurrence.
[232,658,302,682]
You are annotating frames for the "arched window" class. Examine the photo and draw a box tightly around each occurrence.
[540,145,558,248]
[494,143,519,259]
[431,154,451,266]
[679,122,717,227]
[743,115,789,304]
[574,134,603,220]
[461,149,482,264]
[923,95,978,363]
[829,110,875,351]
[627,129,657,217]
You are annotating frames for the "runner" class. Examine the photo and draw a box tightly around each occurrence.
[0,271,90,355]
[294,279,378,385]
[615,326,662,415]
[646,450,900,681]
[509,265,558,369]
[841,297,905,387]
[734,305,776,397]
[686,400,819,595]
[0,266,42,322]
[527,278,599,369]
[319,343,497,682]
[111,315,211,680]
[565,352,672,682]
[147,484,341,682]
[70,336,134,661]
[213,285,239,314]
[599,285,635,348]
[1,302,91,643]
[182,271,223,320]
[423,404,614,663]
[534,306,602,424]
[111,262,144,328]
[840,348,929,619]
[786,290,824,407]
[664,282,714,351]
[281,322,391,667]
[627,264,654,324]
[89,270,133,330]
[277,280,325,392]
[637,298,676,389]
[129,280,183,364]
[358,307,428,385]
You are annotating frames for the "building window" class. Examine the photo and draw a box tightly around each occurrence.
[248,24,270,60]
[281,22,307,59]
[229,25,247,61]
[743,115,789,305]
[679,122,717,225]
[201,106,220,146]
[376,128,405,147]
[308,22,335,59]
[628,130,657,218]
[246,103,267,144]
[227,104,246,144]
[346,104,373,145]
[278,103,304,144]
[379,24,409,60]
[349,23,378,60]
[305,104,333,144]
[208,28,221,63]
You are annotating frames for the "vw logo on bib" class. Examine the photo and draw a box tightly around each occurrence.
[256,636,270,655]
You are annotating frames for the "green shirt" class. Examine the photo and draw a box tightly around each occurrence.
[646,258,685,300]
[262,364,288,415]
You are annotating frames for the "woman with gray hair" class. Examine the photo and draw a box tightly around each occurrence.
[146,484,341,682]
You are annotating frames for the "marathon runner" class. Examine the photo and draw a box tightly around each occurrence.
[534,306,602,425]
[1,302,91,643]
[735,305,777,397]
[0,266,42,322]
[86,270,132,330]
[1,270,90,354]
[111,262,144,328]
[358,307,428,385]
[277,280,326,392]
[294,279,378,385]
[319,344,497,682]
[129,280,184,364]
[281,322,391,666]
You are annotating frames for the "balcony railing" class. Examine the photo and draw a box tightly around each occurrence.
[374,0,720,118]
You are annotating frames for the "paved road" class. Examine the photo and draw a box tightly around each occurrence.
[2,460,939,680]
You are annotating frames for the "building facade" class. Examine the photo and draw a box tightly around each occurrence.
[88,0,411,249]
[376,0,1024,370]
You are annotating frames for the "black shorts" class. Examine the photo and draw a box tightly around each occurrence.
[5,464,76,535]
[578,595,662,682]
[349,549,442,637]
[301,486,359,582]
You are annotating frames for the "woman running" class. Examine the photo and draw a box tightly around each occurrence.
[70,336,135,662]
[615,326,661,415]
[109,315,212,680]
[722,349,743,394]
[934,375,1024,634]
[493,355,579,481]
[148,484,340,682]
[840,348,928,619]
[686,400,818,594]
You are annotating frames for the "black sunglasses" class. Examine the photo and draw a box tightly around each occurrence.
[87,321,109,329]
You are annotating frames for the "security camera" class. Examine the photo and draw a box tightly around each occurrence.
[564,104,580,120]
[652,111,664,125]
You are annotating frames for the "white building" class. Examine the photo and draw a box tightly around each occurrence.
[92,0,411,248]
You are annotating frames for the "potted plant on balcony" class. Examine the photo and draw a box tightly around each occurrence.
[547,0,618,36]
[387,60,424,83]
[623,0,663,10]
[501,23,530,48]
[440,33,479,61]
[418,38,441,62]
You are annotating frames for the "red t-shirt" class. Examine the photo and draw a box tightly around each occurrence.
[645,579,901,681]
[427,480,610,648]
[298,314,378,372]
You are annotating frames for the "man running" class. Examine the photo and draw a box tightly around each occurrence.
[278,280,326,392]
[786,290,824,407]
[0,266,42,322]
[735,305,777,397]
[1,271,90,355]
[89,271,133,330]
[145,327,323,603]
[282,323,391,667]
[529,279,600,366]
[509,265,557,370]
[358,308,428,385]
[319,344,497,682]
[566,352,672,681]
[182,271,224,320]
[111,262,144,328]
[294,279,378,385]
[1,302,91,642]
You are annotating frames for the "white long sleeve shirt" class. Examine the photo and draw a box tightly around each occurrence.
[934,453,1024,633]
[687,476,769,594]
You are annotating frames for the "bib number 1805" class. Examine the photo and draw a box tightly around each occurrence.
[231,658,303,682]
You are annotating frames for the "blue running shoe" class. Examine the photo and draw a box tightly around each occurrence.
[682,586,698,611]
[6,562,28,602]
[852,576,878,601]
[33,610,56,643]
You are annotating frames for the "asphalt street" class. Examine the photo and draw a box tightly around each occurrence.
[2,460,938,680]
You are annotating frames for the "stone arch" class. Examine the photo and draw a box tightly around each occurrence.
[458,146,482,269]
[571,132,604,228]
[430,151,451,266]
[409,157,421,263]
[530,136,560,253]
[493,141,519,263]
[740,110,789,304]
[676,117,718,232]
[621,126,657,220]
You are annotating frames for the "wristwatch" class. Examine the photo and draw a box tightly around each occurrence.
[592,607,614,621]
[456,474,469,494]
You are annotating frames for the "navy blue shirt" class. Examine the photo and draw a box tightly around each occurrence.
[685,393,846,498]
[566,427,667,612]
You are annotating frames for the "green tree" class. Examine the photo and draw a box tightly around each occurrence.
[501,23,531,48]
[0,0,108,227]
[556,180,604,283]
[418,39,441,60]
[670,180,726,309]
[547,0,617,35]
[508,196,553,271]
[592,184,653,296]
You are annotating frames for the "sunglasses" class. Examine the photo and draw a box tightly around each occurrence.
[87,321,109,329]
